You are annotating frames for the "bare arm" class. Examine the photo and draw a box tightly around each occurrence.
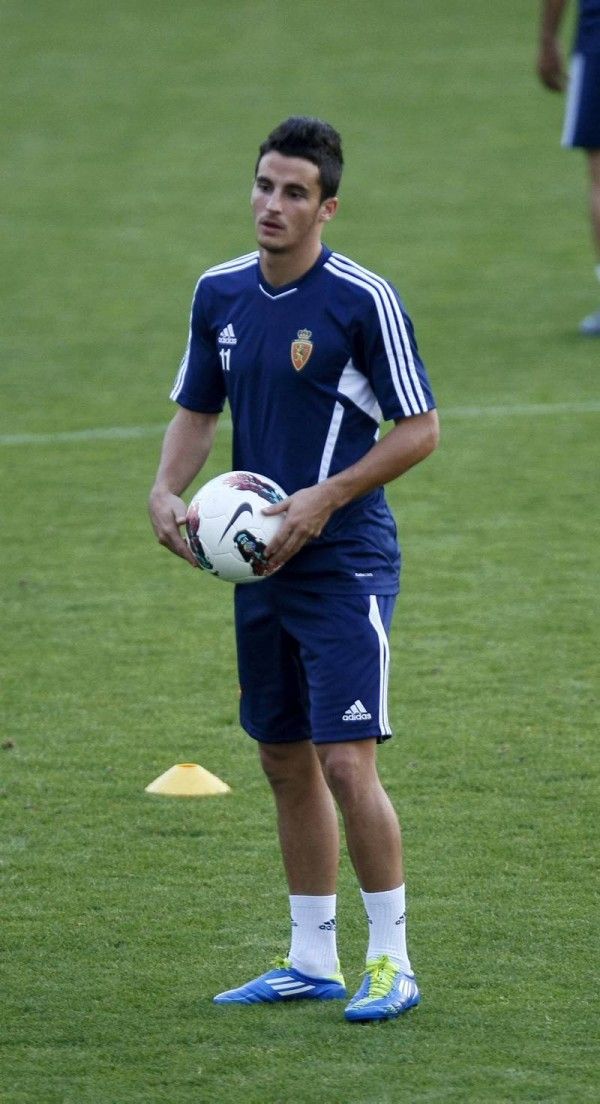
[264,408,440,569]
[537,0,570,90]
[148,406,220,565]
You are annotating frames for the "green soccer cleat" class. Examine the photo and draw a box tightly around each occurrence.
[344,954,420,1023]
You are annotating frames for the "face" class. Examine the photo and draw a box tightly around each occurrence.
[251,151,338,255]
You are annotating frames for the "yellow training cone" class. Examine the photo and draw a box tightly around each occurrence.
[145,763,231,797]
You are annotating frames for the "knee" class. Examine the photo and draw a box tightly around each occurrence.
[318,743,374,804]
[259,741,313,795]
[260,744,290,788]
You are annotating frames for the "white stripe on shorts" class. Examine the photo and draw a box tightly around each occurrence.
[562,53,585,147]
[368,596,392,736]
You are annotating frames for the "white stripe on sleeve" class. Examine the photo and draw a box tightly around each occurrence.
[326,254,428,415]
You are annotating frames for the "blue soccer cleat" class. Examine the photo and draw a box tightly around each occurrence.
[213,956,347,1005]
[344,955,420,1023]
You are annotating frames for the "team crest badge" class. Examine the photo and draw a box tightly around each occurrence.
[291,329,313,371]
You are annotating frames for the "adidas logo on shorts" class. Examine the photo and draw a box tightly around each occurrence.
[342,699,372,722]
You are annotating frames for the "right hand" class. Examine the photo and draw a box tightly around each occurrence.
[148,489,197,567]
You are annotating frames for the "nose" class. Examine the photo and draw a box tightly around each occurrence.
[265,189,282,212]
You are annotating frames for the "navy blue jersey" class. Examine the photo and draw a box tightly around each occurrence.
[171,245,436,594]
[575,0,600,52]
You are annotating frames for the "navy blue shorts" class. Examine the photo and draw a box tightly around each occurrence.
[234,583,396,745]
[562,53,600,148]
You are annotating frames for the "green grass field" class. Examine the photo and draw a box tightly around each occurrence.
[2,1,598,1101]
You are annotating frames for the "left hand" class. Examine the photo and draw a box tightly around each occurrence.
[262,484,337,570]
[537,40,566,91]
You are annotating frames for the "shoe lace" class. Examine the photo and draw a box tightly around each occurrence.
[362,955,397,998]
[270,955,292,970]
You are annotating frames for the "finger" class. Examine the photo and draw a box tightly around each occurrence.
[181,543,199,566]
[159,529,198,566]
[175,514,198,564]
[265,526,292,559]
[265,526,305,565]
[266,539,302,570]
[262,498,290,516]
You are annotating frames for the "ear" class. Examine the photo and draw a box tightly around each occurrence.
[319,196,339,223]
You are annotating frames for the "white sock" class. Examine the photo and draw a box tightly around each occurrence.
[360,884,412,974]
[595,263,600,285]
[288,894,339,979]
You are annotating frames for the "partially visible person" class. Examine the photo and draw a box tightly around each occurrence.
[538,0,600,334]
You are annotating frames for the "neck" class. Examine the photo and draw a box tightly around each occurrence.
[259,241,323,288]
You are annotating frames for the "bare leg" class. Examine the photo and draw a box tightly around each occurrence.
[579,151,600,332]
[259,740,340,894]
[587,149,600,261]
[317,739,403,892]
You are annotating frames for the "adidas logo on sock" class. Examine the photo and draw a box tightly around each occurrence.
[342,699,372,722]
[218,323,237,345]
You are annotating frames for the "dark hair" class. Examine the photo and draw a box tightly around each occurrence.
[256,116,344,200]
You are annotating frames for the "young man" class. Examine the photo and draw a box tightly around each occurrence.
[149,117,439,1023]
[538,0,600,334]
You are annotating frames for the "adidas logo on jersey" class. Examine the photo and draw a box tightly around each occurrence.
[342,699,372,722]
[218,323,237,345]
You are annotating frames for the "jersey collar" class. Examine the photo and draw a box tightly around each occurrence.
[257,245,331,299]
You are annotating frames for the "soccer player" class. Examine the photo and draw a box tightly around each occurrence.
[538,0,600,334]
[149,117,439,1023]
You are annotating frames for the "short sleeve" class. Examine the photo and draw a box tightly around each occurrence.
[359,282,436,421]
[169,279,226,413]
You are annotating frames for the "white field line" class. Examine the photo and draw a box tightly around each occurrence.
[0,424,170,446]
[0,401,599,447]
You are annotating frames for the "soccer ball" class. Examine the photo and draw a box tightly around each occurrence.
[185,471,287,583]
